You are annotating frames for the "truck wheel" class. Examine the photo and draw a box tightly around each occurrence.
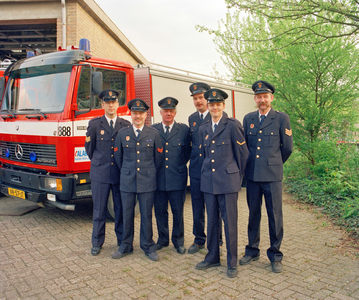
[107,190,140,221]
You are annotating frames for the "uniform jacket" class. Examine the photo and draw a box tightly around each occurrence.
[151,121,191,191]
[188,111,211,179]
[199,113,249,195]
[114,125,164,193]
[85,115,130,184]
[243,109,293,182]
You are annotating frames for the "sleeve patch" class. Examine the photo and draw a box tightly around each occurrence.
[285,128,292,136]
[85,136,91,142]
[114,147,118,152]
[157,147,163,153]
[237,141,246,145]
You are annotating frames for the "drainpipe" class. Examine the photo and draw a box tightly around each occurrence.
[61,0,66,49]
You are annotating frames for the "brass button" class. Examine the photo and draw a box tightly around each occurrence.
[211,150,214,153]
[111,163,113,165]
[111,146,114,149]
[259,130,262,133]
[166,142,169,145]
[111,138,114,141]
[166,150,168,153]
[258,139,261,142]
[137,168,140,171]
[256,155,259,158]
[257,147,260,150]
[212,141,215,144]
[200,154,202,156]
[166,165,168,168]
[166,158,168,161]
[111,155,114,157]
[137,159,140,162]
[101,138,103,140]
[137,151,140,154]
[271,132,273,135]
[137,142,140,145]
[211,159,215,163]
[212,169,215,172]
[126,145,128,147]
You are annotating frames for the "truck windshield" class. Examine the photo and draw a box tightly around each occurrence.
[0,64,72,114]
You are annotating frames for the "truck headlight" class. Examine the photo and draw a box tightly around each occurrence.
[44,178,63,191]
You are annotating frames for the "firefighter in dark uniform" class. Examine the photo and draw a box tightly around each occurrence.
[85,89,130,256]
[152,97,191,255]
[195,89,248,278]
[239,80,293,273]
[113,98,164,261]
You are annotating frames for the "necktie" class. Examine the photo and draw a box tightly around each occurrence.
[260,115,266,125]
[136,129,141,138]
[200,113,204,122]
[214,124,217,132]
[110,120,114,135]
[165,125,170,139]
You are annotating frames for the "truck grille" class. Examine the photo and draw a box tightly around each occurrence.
[0,141,57,166]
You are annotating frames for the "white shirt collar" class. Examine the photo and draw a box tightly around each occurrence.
[133,124,144,135]
[199,110,209,119]
[162,122,174,133]
[258,108,271,121]
[105,115,117,127]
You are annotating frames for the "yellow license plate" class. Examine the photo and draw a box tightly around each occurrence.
[8,187,25,200]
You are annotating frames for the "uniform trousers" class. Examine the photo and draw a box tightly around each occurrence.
[119,191,156,254]
[91,181,122,247]
[189,177,206,246]
[204,192,238,269]
[154,189,186,248]
[245,180,284,262]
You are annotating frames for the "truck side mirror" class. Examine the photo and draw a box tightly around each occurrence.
[92,72,103,95]
[0,77,6,100]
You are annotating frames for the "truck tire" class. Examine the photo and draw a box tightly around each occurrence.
[107,190,140,221]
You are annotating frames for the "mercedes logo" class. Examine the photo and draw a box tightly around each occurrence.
[15,144,23,160]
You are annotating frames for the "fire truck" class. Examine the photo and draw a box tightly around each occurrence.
[0,39,253,218]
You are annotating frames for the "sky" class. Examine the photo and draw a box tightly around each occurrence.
[94,0,229,77]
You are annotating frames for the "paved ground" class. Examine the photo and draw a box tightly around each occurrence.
[0,189,358,300]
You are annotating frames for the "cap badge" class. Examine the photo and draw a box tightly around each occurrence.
[126,136,130,141]
[250,124,254,128]
[136,101,140,106]
[109,91,112,96]
[258,83,262,88]
[213,91,216,97]
[167,99,171,104]
[194,85,197,90]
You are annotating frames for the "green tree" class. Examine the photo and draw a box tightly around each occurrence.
[198,12,359,166]
[224,0,359,47]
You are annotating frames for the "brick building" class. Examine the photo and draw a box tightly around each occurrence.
[0,0,148,65]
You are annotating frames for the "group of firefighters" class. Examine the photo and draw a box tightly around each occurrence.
[84,80,293,278]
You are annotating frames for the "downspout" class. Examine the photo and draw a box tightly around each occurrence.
[61,0,66,49]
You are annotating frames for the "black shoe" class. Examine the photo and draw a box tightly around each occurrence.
[239,254,260,265]
[271,261,283,273]
[195,261,221,270]
[145,251,159,261]
[111,250,133,259]
[176,246,186,255]
[188,243,204,254]
[91,246,101,256]
[227,267,238,278]
[156,244,168,251]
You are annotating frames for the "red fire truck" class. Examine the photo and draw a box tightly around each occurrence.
[0,39,253,217]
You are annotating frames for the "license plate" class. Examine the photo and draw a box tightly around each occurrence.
[8,187,25,200]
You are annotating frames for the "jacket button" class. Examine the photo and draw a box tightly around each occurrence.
[111,163,113,165]
[166,158,168,160]
[258,139,261,142]
[166,165,168,168]
[256,155,259,158]
[137,151,140,154]
[137,159,140,162]
[111,138,114,141]
[211,159,215,163]
[212,141,215,143]
[212,169,215,172]
[111,154,114,157]
[166,142,169,145]
[259,130,262,134]
[137,168,140,171]
[257,147,260,150]
[137,142,140,145]
[166,150,168,153]
[111,146,114,149]
[211,150,214,153]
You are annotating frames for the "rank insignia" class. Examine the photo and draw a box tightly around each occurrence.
[85,136,90,142]
[101,130,104,135]
[285,128,292,136]
[114,147,118,152]
[193,122,196,127]
[157,147,163,153]
[205,135,209,140]
[126,136,130,141]
[250,124,254,128]
[237,141,246,145]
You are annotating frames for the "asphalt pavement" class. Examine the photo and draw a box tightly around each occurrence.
[0,190,358,299]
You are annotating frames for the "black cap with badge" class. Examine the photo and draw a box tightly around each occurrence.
[252,80,275,94]
[189,82,211,96]
[127,98,149,111]
[158,97,178,109]
[204,88,228,103]
[99,89,119,101]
